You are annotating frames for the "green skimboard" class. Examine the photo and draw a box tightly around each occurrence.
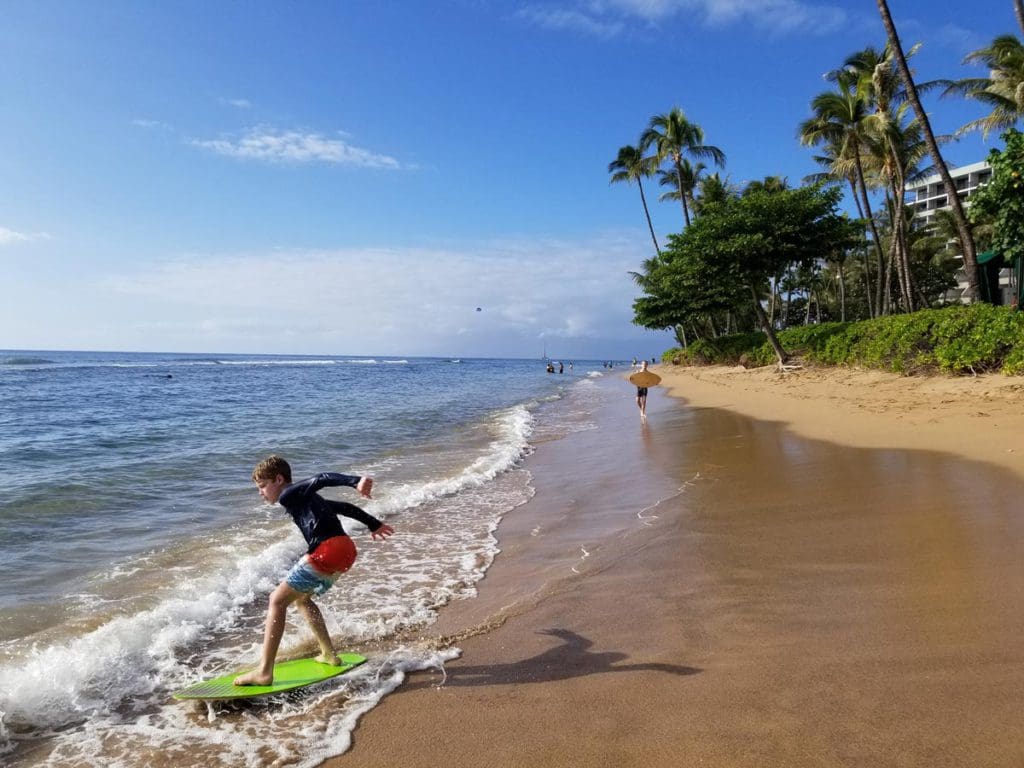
[173,653,366,701]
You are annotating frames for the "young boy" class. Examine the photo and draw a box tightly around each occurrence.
[234,455,394,686]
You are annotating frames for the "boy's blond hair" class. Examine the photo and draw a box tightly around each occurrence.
[253,455,292,484]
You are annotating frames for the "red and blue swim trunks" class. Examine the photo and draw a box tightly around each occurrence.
[286,535,357,595]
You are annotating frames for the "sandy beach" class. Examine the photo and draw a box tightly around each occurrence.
[658,364,1024,482]
[329,365,1024,768]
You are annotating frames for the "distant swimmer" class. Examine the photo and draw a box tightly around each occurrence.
[233,456,394,686]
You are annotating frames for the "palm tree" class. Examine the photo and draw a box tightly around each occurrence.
[843,44,936,311]
[1017,0,1024,37]
[608,144,661,255]
[743,176,789,195]
[831,45,908,311]
[692,173,735,217]
[941,35,1024,138]
[656,161,706,218]
[876,0,980,301]
[640,107,726,227]
[799,73,889,315]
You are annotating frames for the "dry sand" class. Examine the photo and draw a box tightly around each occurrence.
[327,365,1024,768]
[658,364,1024,481]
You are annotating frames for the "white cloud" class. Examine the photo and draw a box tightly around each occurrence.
[522,0,846,36]
[190,127,403,169]
[517,6,624,37]
[221,97,252,109]
[0,227,50,246]
[132,118,172,130]
[92,234,660,356]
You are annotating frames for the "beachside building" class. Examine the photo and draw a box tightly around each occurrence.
[904,160,1011,304]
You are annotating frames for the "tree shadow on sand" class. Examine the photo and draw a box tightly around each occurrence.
[410,628,701,689]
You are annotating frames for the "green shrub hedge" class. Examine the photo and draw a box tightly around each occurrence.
[662,304,1024,375]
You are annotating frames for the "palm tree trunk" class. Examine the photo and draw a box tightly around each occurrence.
[885,136,915,311]
[854,153,886,316]
[675,158,691,227]
[882,246,893,315]
[864,258,873,316]
[1016,0,1024,37]
[876,0,980,301]
[898,214,916,310]
[847,177,872,316]
[848,177,865,220]
[861,246,874,319]
[885,184,910,312]
[637,179,661,255]
[838,263,847,322]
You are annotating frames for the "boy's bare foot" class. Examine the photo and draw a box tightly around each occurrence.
[314,652,341,666]
[233,670,273,686]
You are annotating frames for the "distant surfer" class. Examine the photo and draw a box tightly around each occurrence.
[234,456,394,686]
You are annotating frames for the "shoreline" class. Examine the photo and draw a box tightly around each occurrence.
[328,367,1024,767]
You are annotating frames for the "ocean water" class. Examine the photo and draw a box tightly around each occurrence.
[0,350,614,767]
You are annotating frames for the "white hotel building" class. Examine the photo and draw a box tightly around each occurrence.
[904,160,1011,303]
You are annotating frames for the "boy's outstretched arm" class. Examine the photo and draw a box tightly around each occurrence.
[372,523,395,540]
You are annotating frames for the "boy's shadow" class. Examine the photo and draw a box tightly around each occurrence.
[412,628,701,688]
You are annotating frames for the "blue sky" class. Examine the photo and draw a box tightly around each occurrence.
[0,0,1013,358]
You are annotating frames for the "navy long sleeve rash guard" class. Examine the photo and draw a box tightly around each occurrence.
[277,472,383,553]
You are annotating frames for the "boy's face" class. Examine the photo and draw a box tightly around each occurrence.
[255,474,287,504]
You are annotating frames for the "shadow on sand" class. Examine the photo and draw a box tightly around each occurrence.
[409,628,701,689]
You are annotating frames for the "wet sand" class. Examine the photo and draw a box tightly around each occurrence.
[329,369,1024,767]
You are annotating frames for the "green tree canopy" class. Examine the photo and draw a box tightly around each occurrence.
[633,184,859,364]
[970,129,1024,266]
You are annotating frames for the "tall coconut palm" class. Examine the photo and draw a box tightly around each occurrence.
[840,43,944,313]
[799,73,889,316]
[608,144,661,255]
[803,139,866,219]
[876,0,980,301]
[640,107,726,227]
[843,44,929,311]
[942,35,1024,138]
[831,45,910,311]
[802,132,881,317]
[656,160,706,219]
[1016,0,1024,37]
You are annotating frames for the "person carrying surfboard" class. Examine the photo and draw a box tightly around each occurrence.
[629,360,661,421]
[234,455,394,687]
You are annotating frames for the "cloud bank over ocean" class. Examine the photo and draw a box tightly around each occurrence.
[17,233,665,357]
